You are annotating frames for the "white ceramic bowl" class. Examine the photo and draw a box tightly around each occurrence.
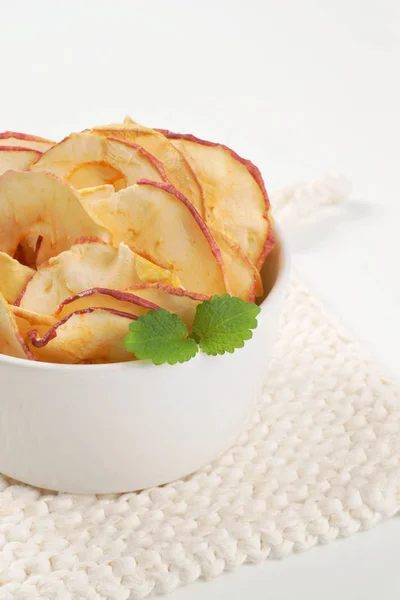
[0,228,289,494]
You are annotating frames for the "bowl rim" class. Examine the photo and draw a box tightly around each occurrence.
[0,225,290,372]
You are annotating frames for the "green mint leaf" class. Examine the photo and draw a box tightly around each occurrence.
[124,308,198,365]
[192,293,261,356]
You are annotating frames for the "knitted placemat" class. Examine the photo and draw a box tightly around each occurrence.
[1,178,399,600]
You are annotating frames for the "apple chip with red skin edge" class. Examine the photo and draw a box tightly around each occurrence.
[79,179,229,296]
[31,132,166,191]
[0,147,42,175]
[27,307,140,364]
[208,226,258,301]
[54,288,160,319]
[91,119,205,216]
[0,252,34,303]
[55,284,207,328]
[0,131,54,153]
[0,292,37,360]
[157,129,274,270]
[0,170,111,266]
[17,239,179,315]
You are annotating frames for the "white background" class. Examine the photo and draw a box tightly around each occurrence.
[1,1,399,598]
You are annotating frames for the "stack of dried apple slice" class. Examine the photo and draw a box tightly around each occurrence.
[0,118,274,364]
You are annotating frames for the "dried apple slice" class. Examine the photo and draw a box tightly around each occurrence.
[0,293,37,360]
[12,302,141,364]
[17,240,179,314]
[0,252,34,303]
[81,179,229,296]
[55,284,206,327]
[91,120,205,216]
[0,170,110,266]
[208,227,258,301]
[54,288,159,318]
[0,131,54,152]
[31,132,166,191]
[0,147,41,175]
[158,130,273,269]
[27,307,139,364]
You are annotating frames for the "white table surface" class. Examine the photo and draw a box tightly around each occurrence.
[1,0,399,598]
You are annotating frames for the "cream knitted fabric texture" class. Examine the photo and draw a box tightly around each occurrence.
[0,177,399,600]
